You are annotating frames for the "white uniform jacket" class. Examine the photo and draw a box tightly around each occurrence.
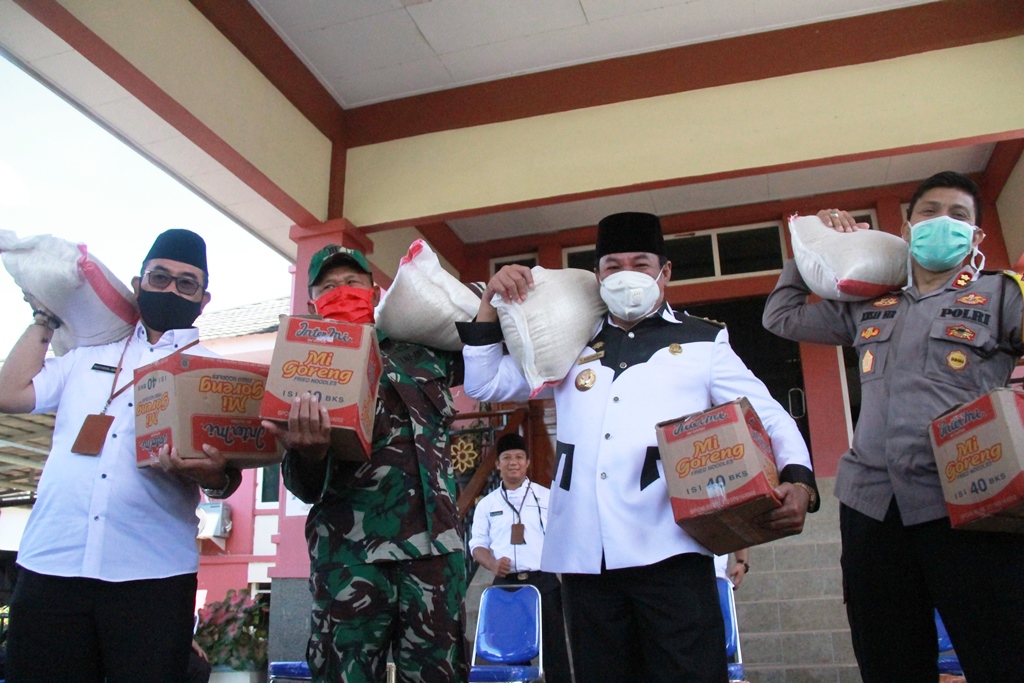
[459,306,814,574]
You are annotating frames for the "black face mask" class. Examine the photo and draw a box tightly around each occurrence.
[137,289,203,333]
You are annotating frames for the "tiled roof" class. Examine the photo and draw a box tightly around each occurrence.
[195,297,290,340]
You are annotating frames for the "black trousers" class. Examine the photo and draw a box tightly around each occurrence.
[7,568,198,683]
[492,570,572,683]
[561,553,727,683]
[841,501,1024,683]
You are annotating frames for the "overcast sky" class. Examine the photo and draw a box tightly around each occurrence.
[0,56,294,359]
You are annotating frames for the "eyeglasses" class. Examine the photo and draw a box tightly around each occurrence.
[144,270,203,296]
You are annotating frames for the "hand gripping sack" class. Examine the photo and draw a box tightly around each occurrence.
[375,239,481,351]
[494,267,607,397]
[789,214,908,301]
[0,230,139,355]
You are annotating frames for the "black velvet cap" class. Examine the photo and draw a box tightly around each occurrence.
[595,212,666,261]
[496,433,528,456]
[144,229,208,277]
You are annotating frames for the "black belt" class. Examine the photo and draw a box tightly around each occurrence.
[500,570,548,582]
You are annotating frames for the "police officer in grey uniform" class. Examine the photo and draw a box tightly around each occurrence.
[460,212,818,683]
[763,171,1024,683]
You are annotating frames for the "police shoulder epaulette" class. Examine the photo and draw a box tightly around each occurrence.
[692,315,726,329]
[999,270,1024,346]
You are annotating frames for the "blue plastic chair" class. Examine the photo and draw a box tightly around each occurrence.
[935,610,963,676]
[469,584,543,683]
[718,577,745,682]
[268,660,311,682]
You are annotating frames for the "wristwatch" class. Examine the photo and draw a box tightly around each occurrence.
[793,482,818,512]
[202,467,242,499]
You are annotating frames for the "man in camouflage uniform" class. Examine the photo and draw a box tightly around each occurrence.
[266,245,466,683]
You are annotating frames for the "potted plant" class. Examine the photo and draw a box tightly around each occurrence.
[195,588,269,683]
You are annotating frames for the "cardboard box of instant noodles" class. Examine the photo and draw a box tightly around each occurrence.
[929,388,1024,533]
[134,355,280,468]
[259,315,381,460]
[656,398,784,555]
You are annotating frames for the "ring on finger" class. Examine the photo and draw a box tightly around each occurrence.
[829,211,840,218]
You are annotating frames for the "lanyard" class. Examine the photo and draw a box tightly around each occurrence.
[500,480,544,533]
[101,335,199,414]
[500,480,531,522]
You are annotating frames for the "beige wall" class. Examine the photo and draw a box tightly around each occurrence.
[998,154,1024,268]
[345,38,1024,229]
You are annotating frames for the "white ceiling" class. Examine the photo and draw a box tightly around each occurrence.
[247,0,994,247]
[249,0,937,108]
[447,143,995,242]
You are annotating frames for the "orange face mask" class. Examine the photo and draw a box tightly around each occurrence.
[313,286,375,324]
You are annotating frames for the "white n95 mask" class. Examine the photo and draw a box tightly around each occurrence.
[600,270,663,322]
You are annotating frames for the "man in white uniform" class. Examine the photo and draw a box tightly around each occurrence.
[0,229,240,683]
[458,212,818,683]
[469,432,571,683]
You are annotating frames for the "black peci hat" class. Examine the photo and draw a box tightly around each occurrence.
[594,212,666,263]
[144,229,208,279]
[496,433,528,456]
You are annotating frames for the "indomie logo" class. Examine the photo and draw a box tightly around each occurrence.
[937,408,986,441]
[136,392,170,428]
[292,320,354,345]
[139,433,168,453]
[201,423,268,450]
[282,350,354,383]
[945,434,1002,482]
[198,376,266,413]
[675,434,745,478]
[672,411,728,438]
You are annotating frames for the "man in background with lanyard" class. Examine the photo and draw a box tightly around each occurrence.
[469,433,572,683]
[0,229,240,683]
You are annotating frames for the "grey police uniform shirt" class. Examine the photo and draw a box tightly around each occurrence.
[763,259,1024,524]
[460,305,815,575]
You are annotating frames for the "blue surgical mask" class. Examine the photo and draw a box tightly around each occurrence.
[909,216,976,273]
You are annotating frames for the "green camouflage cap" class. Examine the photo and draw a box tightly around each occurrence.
[308,245,372,286]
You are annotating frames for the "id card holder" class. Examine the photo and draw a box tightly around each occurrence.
[71,414,115,456]
[510,523,526,545]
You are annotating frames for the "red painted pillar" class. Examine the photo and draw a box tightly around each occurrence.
[288,218,376,315]
[799,342,850,478]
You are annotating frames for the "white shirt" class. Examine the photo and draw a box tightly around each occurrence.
[463,307,813,574]
[19,323,216,582]
[469,478,549,573]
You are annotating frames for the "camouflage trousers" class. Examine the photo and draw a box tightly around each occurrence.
[308,552,467,683]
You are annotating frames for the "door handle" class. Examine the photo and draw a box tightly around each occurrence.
[788,387,806,420]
